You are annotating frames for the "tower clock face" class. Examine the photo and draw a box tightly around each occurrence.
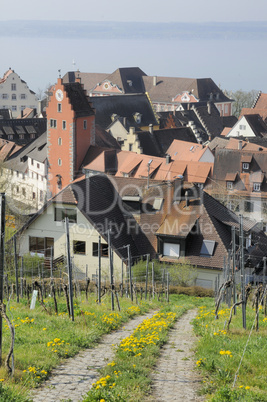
[55,89,64,101]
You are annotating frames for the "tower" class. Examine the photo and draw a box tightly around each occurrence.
[46,77,95,197]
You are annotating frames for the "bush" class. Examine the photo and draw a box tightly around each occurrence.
[166,259,197,286]
[169,285,214,297]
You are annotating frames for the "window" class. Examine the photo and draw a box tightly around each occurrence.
[54,207,77,223]
[12,106,17,111]
[83,120,87,130]
[19,134,24,140]
[12,94,16,100]
[16,186,19,193]
[37,163,40,169]
[29,236,54,256]
[163,242,180,257]
[224,104,229,114]
[22,188,26,197]
[58,158,62,166]
[21,106,26,111]
[31,159,34,165]
[11,83,16,91]
[243,163,249,170]
[30,133,35,139]
[92,242,109,257]
[62,121,66,130]
[29,236,45,254]
[57,103,62,112]
[58,137,62,146]
[253,183,261,192]
[227,182,233,190]
[129,144,133,151]
[50,119,57,128]
[2,94,8,99]
[32,192,36,200]
[244,200,254,212]
[8,135,13,140]
[200,240,216,257]
[239,125,246,130]
[20,94,26,99]
[73,240,86,255]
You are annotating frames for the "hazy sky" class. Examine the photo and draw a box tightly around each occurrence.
[1,0,267,22]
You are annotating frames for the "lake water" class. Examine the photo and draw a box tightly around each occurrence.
[1,36,266,94]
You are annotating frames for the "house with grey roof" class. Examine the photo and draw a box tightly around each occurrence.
[63,67,233,117]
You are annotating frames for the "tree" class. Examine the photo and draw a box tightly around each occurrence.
[224,89,259,118]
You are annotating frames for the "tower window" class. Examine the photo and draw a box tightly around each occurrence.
[83,120,87,130]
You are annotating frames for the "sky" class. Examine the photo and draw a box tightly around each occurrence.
[1,0,267,22]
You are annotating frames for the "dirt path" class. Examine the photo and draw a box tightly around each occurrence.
[148,309,205,401]
[30,311,156,402]
[30,309,204,402]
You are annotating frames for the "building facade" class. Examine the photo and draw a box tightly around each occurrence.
[0,68,39,118]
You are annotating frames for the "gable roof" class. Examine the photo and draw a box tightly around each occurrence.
[142,76,231,104]
[103,67,147,94]
[0,118,47,145]
[166,140,211,162]
[4,132,47,172]
[91,93,159,130]
[244,114,267,136]
[18,175,152,260]
[135,127,198,157]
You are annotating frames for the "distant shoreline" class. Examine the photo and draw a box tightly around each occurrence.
[1,20,267,40]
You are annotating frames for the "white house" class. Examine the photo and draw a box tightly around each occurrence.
[0,68,39,118]
[15,175,144,279]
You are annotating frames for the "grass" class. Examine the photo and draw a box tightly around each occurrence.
[0,292,164,401]
[82,294,210,402]
[193,300,267,401]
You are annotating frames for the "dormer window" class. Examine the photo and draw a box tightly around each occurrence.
[134,112,142,124]
[243,162,249,171]
[253,183,261,192]
[227,182,233,190]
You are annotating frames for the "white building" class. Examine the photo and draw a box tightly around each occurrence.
[0,68,39,118]
[1,133,47,213]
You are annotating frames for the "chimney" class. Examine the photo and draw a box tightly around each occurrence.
[129,126,135,135]
[75,71,81,83]
[149,124,153,134]
[207,101,211,115]
[153,76,157,86]
[185,191,189,207]
[208,134,212,142]
[166,154,171,164]
[238,140,242,150]
[173,176,184,202]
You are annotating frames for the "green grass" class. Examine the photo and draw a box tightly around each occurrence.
[0,292,164,401]
[82,294,211,402]
[193,301,267,401]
